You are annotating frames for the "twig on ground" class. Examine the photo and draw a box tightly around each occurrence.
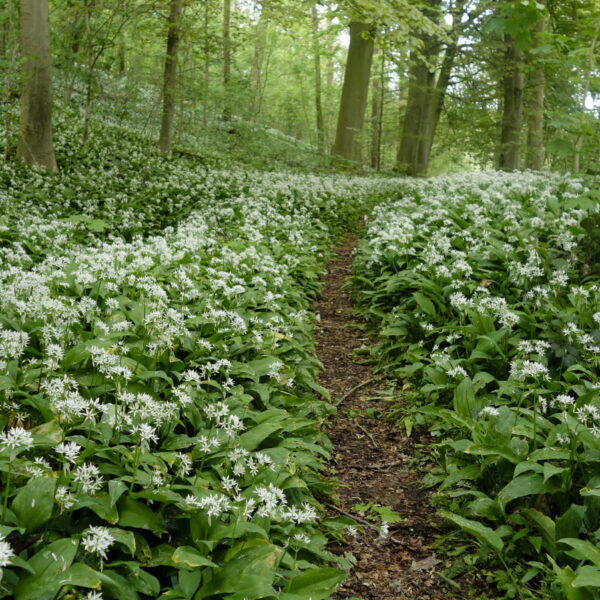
[355,422,378,448]
[326,503,375,528]
[338,376,383,404]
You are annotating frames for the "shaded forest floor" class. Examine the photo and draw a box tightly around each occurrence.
[315,236,458,600]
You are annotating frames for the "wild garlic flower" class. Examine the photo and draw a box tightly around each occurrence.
[73,463,103,495]
[509,360,549,381]
[82,526,115,560]
[0,535,15,567]
[479,406,500,417]
[55,441,82,464]
[56,486,76,511]
[0,426,34,451]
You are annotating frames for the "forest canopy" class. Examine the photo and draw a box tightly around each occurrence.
[2,0,600,175]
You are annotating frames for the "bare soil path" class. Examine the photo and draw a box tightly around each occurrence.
[314,235,457,600]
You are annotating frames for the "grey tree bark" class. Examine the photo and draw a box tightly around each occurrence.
[17,0,57,171]
[498,34,524,171]
[311,2,325,150]
[370,51,384,170]
[396,53,436,176]
[525,13,546,170]
[331,21,374,164]
[158,0,183,156]
[222,0,232,120]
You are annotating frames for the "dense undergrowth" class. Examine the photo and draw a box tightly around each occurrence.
[352,171,600,599]
[0,115,405,599]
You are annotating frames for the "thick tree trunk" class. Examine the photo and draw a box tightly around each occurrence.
[525,8,546,170]
[396,57,435,176]
[498,35,524,171]
[158,0,183,156]
[396,0,442,176]
[222,0,232,120]
[17,0,57,171]
[331,21,374,164]
[573,33,598,173]
[311,2,325,150]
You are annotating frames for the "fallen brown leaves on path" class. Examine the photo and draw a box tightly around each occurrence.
[314,235,458,600]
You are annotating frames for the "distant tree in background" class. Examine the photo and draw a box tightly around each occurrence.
[159,0,183,156]
[17,0,58,171]
[331,21,374,164]
[3,0,600,174]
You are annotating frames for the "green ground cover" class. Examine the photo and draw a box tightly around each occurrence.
[0,120,402,599]
[353,171,600,599]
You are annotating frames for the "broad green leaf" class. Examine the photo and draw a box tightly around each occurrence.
[196,544,280,599]
[497,473,545,505]
[15,538,79,600]
[572,566,600,588]
[439,511,504,554]
[57,563,102,589]
[285,567,346,600]
[118,497,165,533]
[172,546,217,568]
[560,539,600,567]
[239,421,282,450]
[12,476,56,532]
[522,508,556,557]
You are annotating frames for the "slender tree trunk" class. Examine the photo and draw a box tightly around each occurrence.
[81,0,94,144]
[370,51,384,170]
[2,0,17,159]
[202,0,210,126]
[331,21,374,164]
[311,2,325,150]
[250,6,268,118]
[222,0,231,121]
[498,34,524,171]
[424,41,457,163]
[117,39,126,75]
[573,33,598,173]
[525,13,546,170]
[158,0,183,156]
[17,0,57,171]
[325,44,334,148]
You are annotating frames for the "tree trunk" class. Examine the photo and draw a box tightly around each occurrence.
[423,38,458,166]
[573,33,598,173]
[424,0,470,167]
[396,56,435,176]
[202,0,210,126]
[370,51,384,170]
[81,0,94,144]
[222,0,231,121]
[250,5,268,118]
[331,21,374,164]
[311,2,325,150]
[17,0,57,171]
[498,35,524,171]
[525,15,546,170]
[117,39,126,75]
[158,0,183,156]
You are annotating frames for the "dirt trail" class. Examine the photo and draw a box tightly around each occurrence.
[315,235,456,600]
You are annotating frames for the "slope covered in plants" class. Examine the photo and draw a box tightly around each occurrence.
[0,122,403,599]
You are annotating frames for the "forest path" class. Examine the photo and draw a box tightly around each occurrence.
[315,235,455,600]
